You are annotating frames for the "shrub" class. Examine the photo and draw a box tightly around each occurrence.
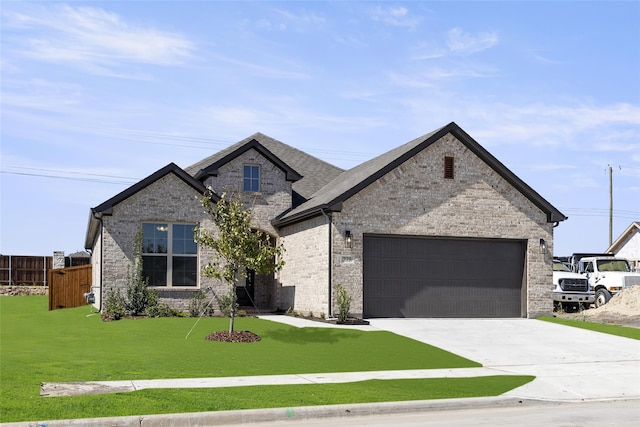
[146,303,173,318]
[335,284,351,322]
[125,231,157,316]
[189,290,215,317]
[103,288,126,321]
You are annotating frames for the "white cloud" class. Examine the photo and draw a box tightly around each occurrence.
[274,9,326,27]
[208,53,310,80]
[4,4,194,75]
[256,18,287,31]
[369,6,422,30]
[389,62,498,87]
[446,27,498,54]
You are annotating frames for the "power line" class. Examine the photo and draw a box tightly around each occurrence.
[98,127,378,161]
[4,166,139,181]
[0,170,135,185]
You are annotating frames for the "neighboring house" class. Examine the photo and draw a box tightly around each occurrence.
[85,122,566,318]
[606,221,640,272]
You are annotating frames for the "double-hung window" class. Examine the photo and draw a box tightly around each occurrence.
[142,223,198,287]
[243,165,260,192]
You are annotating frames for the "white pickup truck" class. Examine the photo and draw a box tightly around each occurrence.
[553,260,593,311]
[574,256,640,307]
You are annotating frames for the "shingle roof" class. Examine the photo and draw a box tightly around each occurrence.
[185,132,344,201]
[274,122,567,226]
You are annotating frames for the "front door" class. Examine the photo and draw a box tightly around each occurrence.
[236,269,255,306]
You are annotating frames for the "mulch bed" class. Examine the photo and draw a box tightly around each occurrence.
[206,330,261,342]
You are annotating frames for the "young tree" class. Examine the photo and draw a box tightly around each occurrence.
[195,190,284,333]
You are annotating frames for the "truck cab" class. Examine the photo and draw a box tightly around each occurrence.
[553,259,594,311]
[577,257,640,307]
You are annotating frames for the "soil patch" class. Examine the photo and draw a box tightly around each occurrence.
[555,286,640,328]
[206,330,261,342]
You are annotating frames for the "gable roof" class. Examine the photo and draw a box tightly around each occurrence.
[192,138,303,182]
[185,132,344,201]
[84,163,208,249]
[606,221,640,253]
[274,122,567,226]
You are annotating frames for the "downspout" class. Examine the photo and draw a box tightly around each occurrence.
[320,208,332,317]
[99,216,104,312]
[89,213,105,313]
[98,219,104,313]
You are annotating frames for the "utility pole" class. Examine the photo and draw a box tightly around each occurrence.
[608,165,621,247]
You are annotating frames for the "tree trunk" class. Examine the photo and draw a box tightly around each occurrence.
[229,279,237,333]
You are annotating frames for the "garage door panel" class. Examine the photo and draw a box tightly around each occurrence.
[363,236,525,318]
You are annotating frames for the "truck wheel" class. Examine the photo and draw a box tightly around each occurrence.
[594,289,611,308]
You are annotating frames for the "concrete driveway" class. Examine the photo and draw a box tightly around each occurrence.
[367,318,640,402]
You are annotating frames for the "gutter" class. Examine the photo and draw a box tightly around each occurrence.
[272,202,343,228]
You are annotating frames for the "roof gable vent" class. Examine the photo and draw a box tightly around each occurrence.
[444,156,455,179]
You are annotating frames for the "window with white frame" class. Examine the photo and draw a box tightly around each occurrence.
[243,165,260,192]
[142,223,198,287]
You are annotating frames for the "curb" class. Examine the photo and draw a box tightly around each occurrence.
[2,396,546,427]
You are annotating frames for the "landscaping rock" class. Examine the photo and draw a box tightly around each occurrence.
[0,285,48,296]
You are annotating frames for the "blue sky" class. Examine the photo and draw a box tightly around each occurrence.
[1,1,639,257]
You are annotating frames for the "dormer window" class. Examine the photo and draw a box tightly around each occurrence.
[243,165,260,192]
[444,156,454,179]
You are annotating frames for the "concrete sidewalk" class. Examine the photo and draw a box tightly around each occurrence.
[40,367,512,397]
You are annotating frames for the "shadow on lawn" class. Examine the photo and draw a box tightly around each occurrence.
[261,326,362,344]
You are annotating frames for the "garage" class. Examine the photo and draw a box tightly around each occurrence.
[363,235,526,318]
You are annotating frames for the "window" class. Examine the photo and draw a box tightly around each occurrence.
[243,165,260,192]
[583,262,594,273]
[142,223,198,287]
[444,156,455,179]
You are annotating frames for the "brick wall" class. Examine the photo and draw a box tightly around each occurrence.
[97,173,227,312]
[204,148,292,237]
[335,134,553,317]
[278,215,330,315]
[281,134,553,318]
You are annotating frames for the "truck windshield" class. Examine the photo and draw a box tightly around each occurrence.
[596,259,631,272]
[553,261,571,272]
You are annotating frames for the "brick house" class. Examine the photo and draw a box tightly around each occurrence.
[85,122,566,318]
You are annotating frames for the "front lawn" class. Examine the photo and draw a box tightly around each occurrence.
[0,296,532,423]
[539,316,640,340]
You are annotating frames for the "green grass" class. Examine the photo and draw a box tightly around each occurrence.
[539,316,640,340]
[0,296,533,423]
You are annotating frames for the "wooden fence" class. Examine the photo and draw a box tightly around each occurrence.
[0,256,52,286]
[48,265,92,310]
[0,255,89,286]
